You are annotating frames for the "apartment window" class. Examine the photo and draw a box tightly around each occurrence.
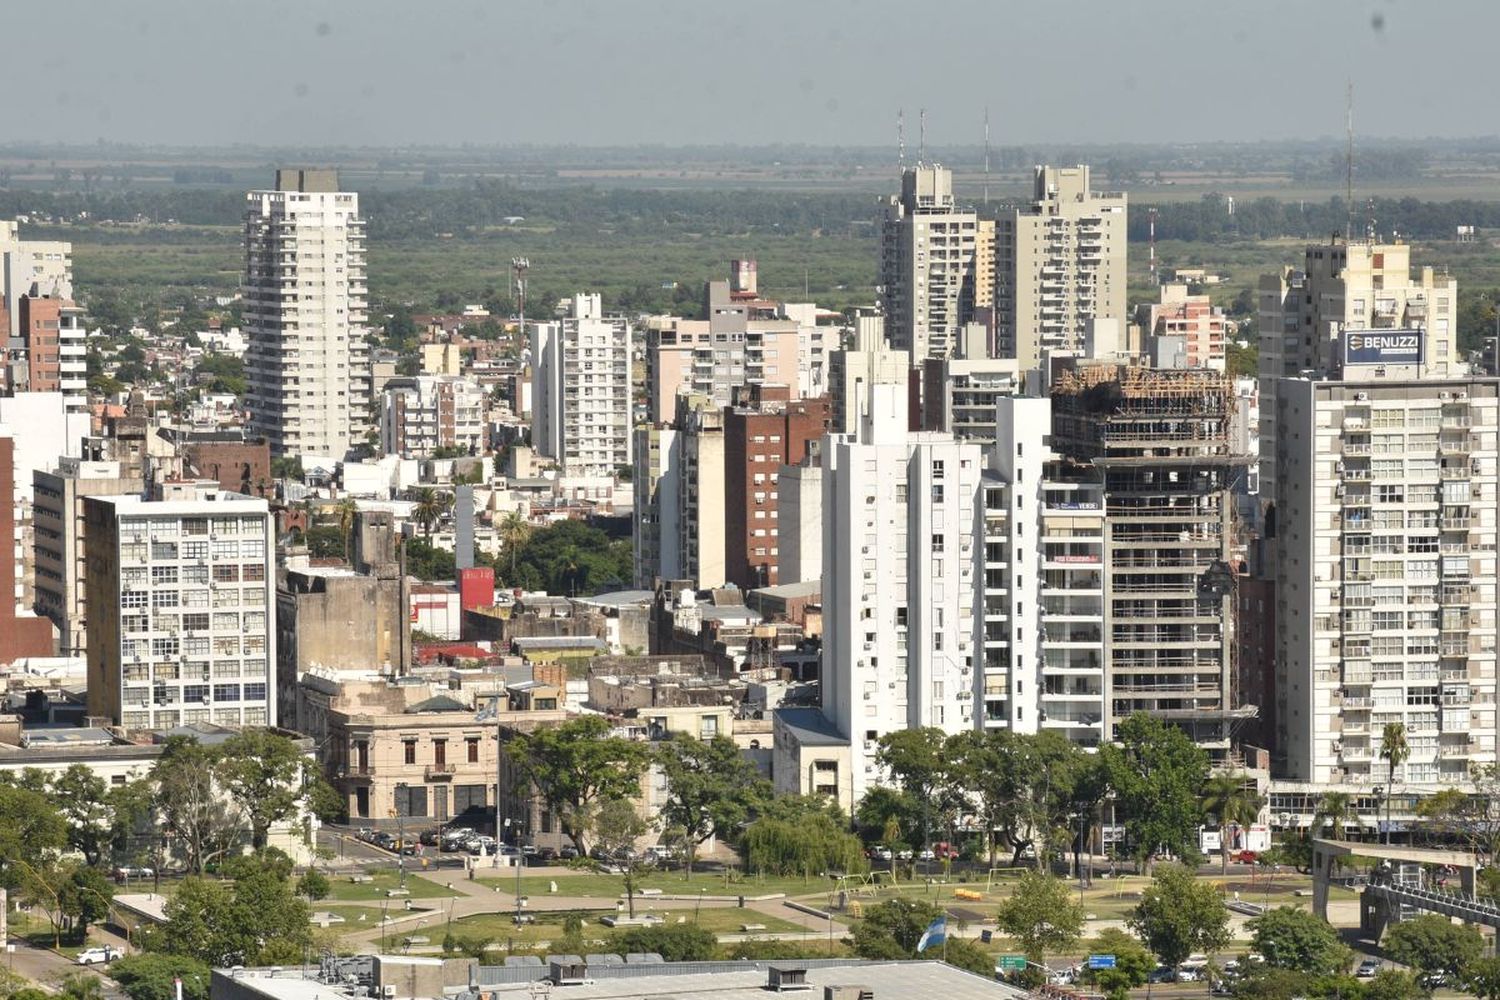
[213,683,240,702]
[932,534,945,553]
[932,460,944,479]
[467,738,480,763]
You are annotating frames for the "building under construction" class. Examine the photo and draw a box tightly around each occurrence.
[1050,364,1255,754]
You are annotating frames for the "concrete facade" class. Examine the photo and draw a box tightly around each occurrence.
[33,458,144,657]
[996,165,1128,373]
[380,375,486,459]
[0,431,54,663]
[243,169,371,459]
[878,165,980,361]
[531,294,632,478]
[84,489,277,729]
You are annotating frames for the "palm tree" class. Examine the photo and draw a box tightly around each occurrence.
[335,497,359,561]
[1312,791,1355,843]
[1380,722,1410,844]
[1201,773,1266,873]
[498,509,531,580]
[412,488,447,539]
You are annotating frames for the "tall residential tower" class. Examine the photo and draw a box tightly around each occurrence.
[243,169,371,459]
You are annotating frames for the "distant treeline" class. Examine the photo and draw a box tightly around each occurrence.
[2,182,1499,246]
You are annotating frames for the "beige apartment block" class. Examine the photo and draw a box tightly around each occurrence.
[879,165,981,361]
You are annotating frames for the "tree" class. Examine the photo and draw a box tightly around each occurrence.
[740,796,866,878]
[154,853,311,966]
[58,975,104,1000]
[1463,956,1500,1000]
[1228,968,1313,1000]
[295,870,330,903]
[60,864,116,940]
[593,797,650,917]
[152,737,243,874]
[849,898,942,960]
[110,954,213,1000]
[657,734,768,872]
[0,780,67,890]
[497,509,531,580]
[51,765,113,867]
[995,869,1084,963]
[1200,773,1264,873]
[214,730,305,851]
[875,729,948,861]
[412,487,449,538]
[1362,969,1427,1000]
[1128,863,1229,969]
[1311,791,1356,843]
[1246,906,1348,975]
[609,923,716,962]
[508,716,651,857]
[1379,722,1410,841]
[1080,928,1155,989]
[1102,714,1210,868]
[1383,912,1484,978]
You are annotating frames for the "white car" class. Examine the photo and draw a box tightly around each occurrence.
[76,946,122,966]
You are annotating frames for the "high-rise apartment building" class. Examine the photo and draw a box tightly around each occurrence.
[918,323,1021,443]
[995,165,1127,372]
[243,169,371,459]
[14,293,87,407]
[1273,375,1498,786]
[0,429,54,662]
[531,293,632,478]
[33,458,145,657]
[379,375,485,459]
[722,386,830,590]
[677,402,726,590]
[1257,240,1457,498]
[1136,284,1228,372]
[1050,364,1248,752]
[818,382,1005,799]
[827,314,910,435]
[878,165,981,361]
[644,263,827,424]
[84,489,276,729]
[0,221,71,341]
[632,423,683,587]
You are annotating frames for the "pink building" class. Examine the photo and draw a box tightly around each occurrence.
[1136,284,1229,371]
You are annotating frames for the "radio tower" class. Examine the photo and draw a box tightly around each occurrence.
[511,257,530,328]
[983,107,991,206]
[1148,207,1158,285]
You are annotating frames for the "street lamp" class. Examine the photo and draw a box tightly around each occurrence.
[395,782,408,889]
[1372,786,1384,846]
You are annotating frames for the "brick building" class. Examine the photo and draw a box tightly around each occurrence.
[181,433,274,498]
[0,432,55,661]
[723,385,830,589]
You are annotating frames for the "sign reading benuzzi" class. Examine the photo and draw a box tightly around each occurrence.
[1344,329,1423,365]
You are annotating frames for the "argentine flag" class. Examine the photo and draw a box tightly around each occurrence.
[916,915,946,953]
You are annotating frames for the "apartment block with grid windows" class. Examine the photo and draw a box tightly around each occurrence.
[84,490,276,730]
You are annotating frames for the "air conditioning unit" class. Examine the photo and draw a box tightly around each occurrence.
[1459,391,1470,400]
[1440,391,1451,401]
[382,988,397,999]
[1354,392,1369,401]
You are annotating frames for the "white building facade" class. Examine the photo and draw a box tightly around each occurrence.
[84,491,277,730]
[243,169,371,459]
[531,294,632,477]
[379,375,485,459]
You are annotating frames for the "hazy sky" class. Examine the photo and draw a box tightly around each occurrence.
[4,0,1494,148]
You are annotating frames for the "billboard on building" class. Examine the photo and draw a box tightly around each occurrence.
[1343,329,1423,366]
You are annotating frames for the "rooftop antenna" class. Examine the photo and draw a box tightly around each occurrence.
[919,108,927,164]
[1345,80,1355,243]
[983,107,991,206]
[511,256,530,327]
[897,109,905,170]
[1148,206,1158,285]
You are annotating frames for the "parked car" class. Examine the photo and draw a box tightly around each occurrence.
[418,829,441,846]
[1232,849,1260,864]
[869,846,893,862]
[76,947,122,966]
[1356,959,1380,979]
[536,847,558,862]
[895,848,914,861]
[1148,967,1176,984]
[917,849,936,862]
[521,844,539,857]
[112,866,153,880]
[559,846,579,860]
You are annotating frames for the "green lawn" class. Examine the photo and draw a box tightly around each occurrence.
[323,869,462,901]
[449,903,806,943]
[474,869,840,900]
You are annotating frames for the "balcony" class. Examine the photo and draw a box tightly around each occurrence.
[425,763,457,780]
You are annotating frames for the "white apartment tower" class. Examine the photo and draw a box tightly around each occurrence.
[878,165,981,361]
[820,382,1007,798]
[84,489,277,730]
[1274,376,1499,786]
[995,165,1127,373]
[1257,240,1457,498]
[531,294,633,478]
[828,314,910,435]
[243,169,371,459]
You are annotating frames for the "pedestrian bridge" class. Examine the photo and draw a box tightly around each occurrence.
[1311,839,1495,937]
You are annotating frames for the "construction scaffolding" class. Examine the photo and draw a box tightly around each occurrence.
[1050,363,1256,756]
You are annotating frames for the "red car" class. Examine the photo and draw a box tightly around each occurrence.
[1232,850,1260,864]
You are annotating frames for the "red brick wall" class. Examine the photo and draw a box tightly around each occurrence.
[183,439,273,497]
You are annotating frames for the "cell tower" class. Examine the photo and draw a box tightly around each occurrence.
[897,108,905,169]
[1345,80,1355,243]
[1148,207,1158,285]
[511,257,530,326]
[983,107,991,206]
[919,108,927,163]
